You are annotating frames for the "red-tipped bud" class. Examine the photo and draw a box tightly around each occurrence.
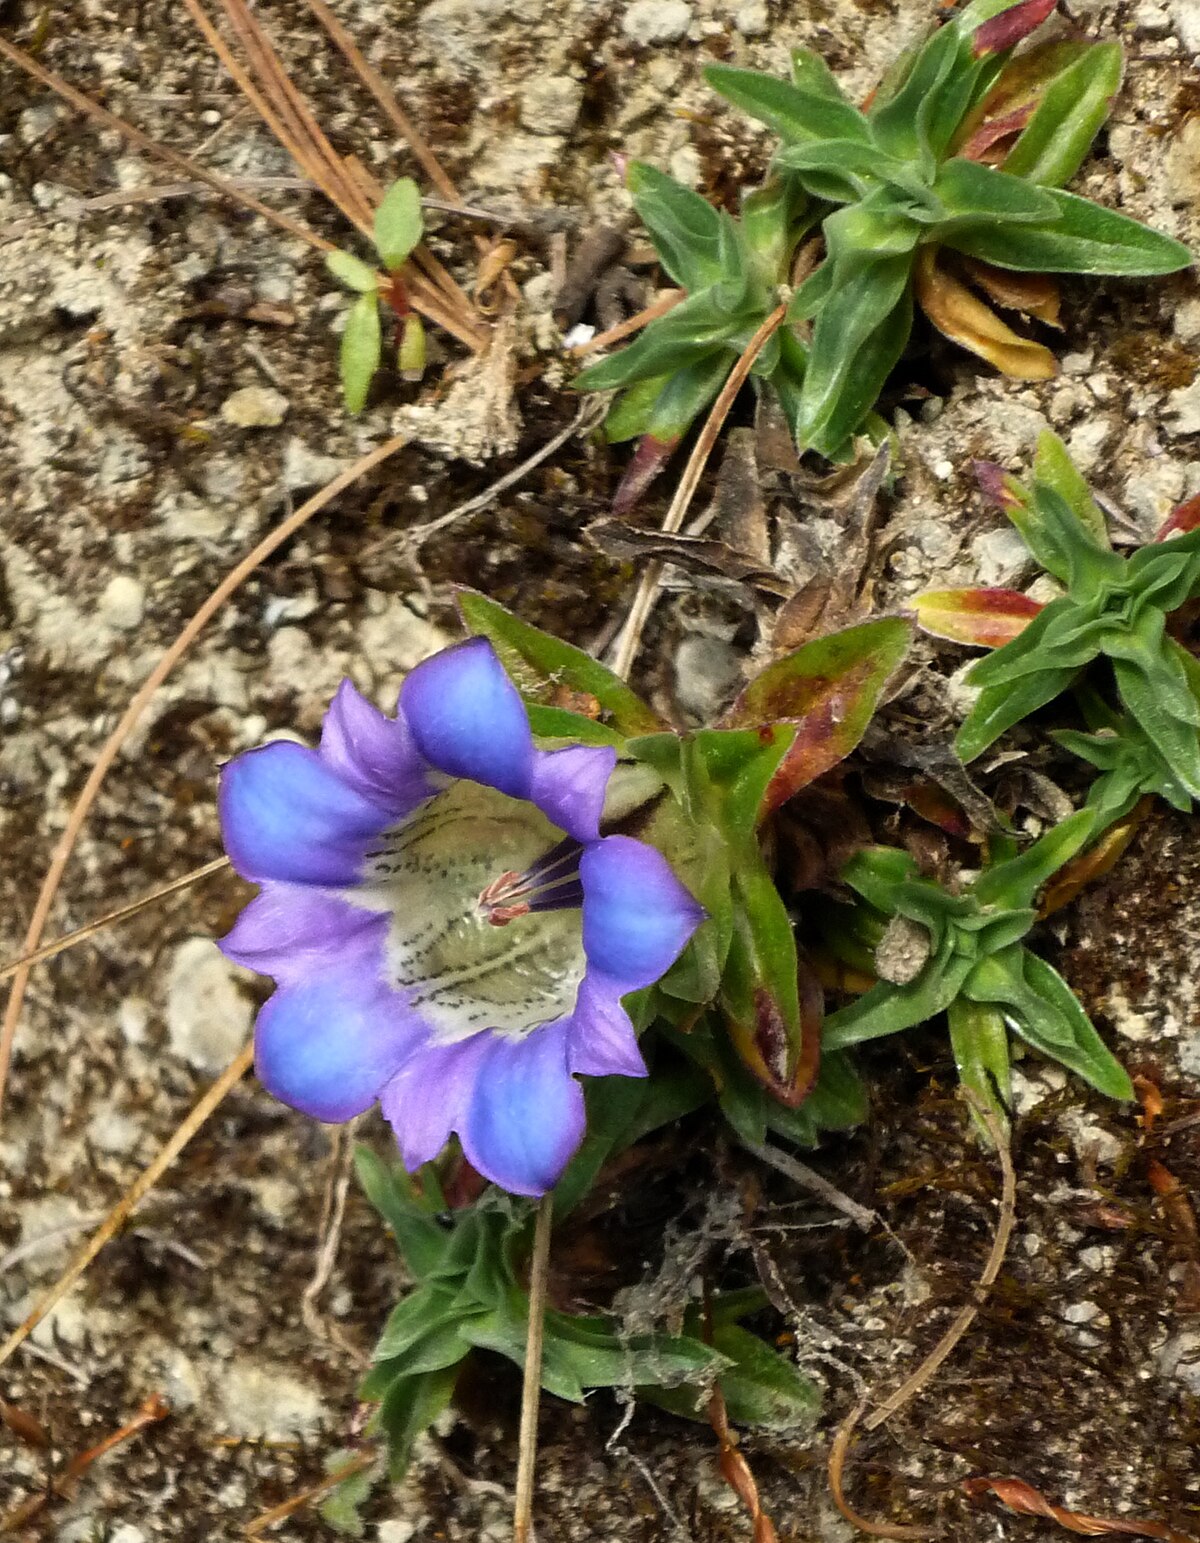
[1156,491,1200,541]
[612,433,677,517]
[972,0,1057,57]
[974,459,1022,510]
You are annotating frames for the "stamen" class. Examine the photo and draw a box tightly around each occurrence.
[479,842,585,927]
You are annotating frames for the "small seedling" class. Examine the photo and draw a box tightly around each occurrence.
[326,177,426,412]
[916,434,1200,792]
[820,808,1134,1129]
[578,0,1190,489]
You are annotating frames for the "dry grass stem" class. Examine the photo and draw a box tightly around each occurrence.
[0,33,332,254]
[0,858,231,985]
[0,435,407,1128]
[827,1096,1017,1538]
[513,1194,554,1543]
[243,1448,379,1537]
[742,1140,879,1232]
[0,1043,253,1370]
[569,290,683,356]
[608,302,787,680]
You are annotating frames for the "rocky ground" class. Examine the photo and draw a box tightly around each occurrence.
[1,0,1199,1538]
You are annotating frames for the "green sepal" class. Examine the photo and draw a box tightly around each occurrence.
[457,589,663,734]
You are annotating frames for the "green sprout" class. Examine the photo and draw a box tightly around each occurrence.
[325,177,425,413]
[820,808,1134,1130]
[915,434,1200,795]
[577,0,1190,492]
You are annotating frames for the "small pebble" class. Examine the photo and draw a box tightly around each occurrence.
[220,385,289,429]
[99,574,145,631]
[622,0,693,45]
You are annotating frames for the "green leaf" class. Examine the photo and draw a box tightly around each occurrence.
[1032,430,1110,546]
[928,158,1059,232]
[972,807,1096,907]
[869,22,965,171]
[822,949,974,1049]
[604,374,672,444]
[947,998,1012,1130]
[326,248,381,293]
[838,845,919,913]
[340,292,382,414]
[374,177,424,270]
[965,949,1134,1099]
[707,1323,820,1429]
[374,1363,459,1479]
[946,187,1193,275]
[791,46,853,103]
[645,352,732,443]
[353,1147,449,1279]
[955,664,1080,761]
[706,64,871,145]
[795,258,915,456]
[1002,42,1122,187]
[319,1451,381,1537]
[628,161,725,291]
[776,138,882,204]
[457,589,663,734]
[724,617,914,815]
[802,1048,869,1130]
[1112,653,1200,797]
[719,852,813,1102]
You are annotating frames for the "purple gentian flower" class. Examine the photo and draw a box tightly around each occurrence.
[217,638,703,1196]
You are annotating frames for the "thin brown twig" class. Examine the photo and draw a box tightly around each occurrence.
[301,1118,365,1359]
[297,0,503,315]
[707,1379,779,1543]
[568,290,683,356]
[0,1044,253,1369]
[243,1448,380,1537]
[185,0,482,345]
[0,1393,170,1533]
[0,32,331,251]
[0,435,407,1130]
[513,1194,554,1543]
[827,1095,1017,1540]
[0,858,231,985]
[608,302,787,680]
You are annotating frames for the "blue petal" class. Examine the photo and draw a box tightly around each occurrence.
[254,962,425,1123]
[319,678,438,817]
[219,741,390,885]
[220,883,386,985]
[379,1035,490,1173]
[580,835,704,991]
[529,745,617,842]
[462,1023,584,1195]
[399,638,533,799]
[567,972,648,1079]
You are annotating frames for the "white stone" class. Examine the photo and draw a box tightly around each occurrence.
[622,0,693,45]
[519,75,583,136]
[282,438,350,492]
[220,385,289,429]
[165,937,253,1073]
[1159,1329,1200,1393]
[1174,296,1200,343]
[378,1525,417,1543]
[1065,415,1113,474]
[110,1526,148,1543]
[98,574,146,631]
[218,1361,328,1439]
[86,1109,141,1156]
[1172,0,1200,53]
[735,1,769,35]
[1167,377,1200,436]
